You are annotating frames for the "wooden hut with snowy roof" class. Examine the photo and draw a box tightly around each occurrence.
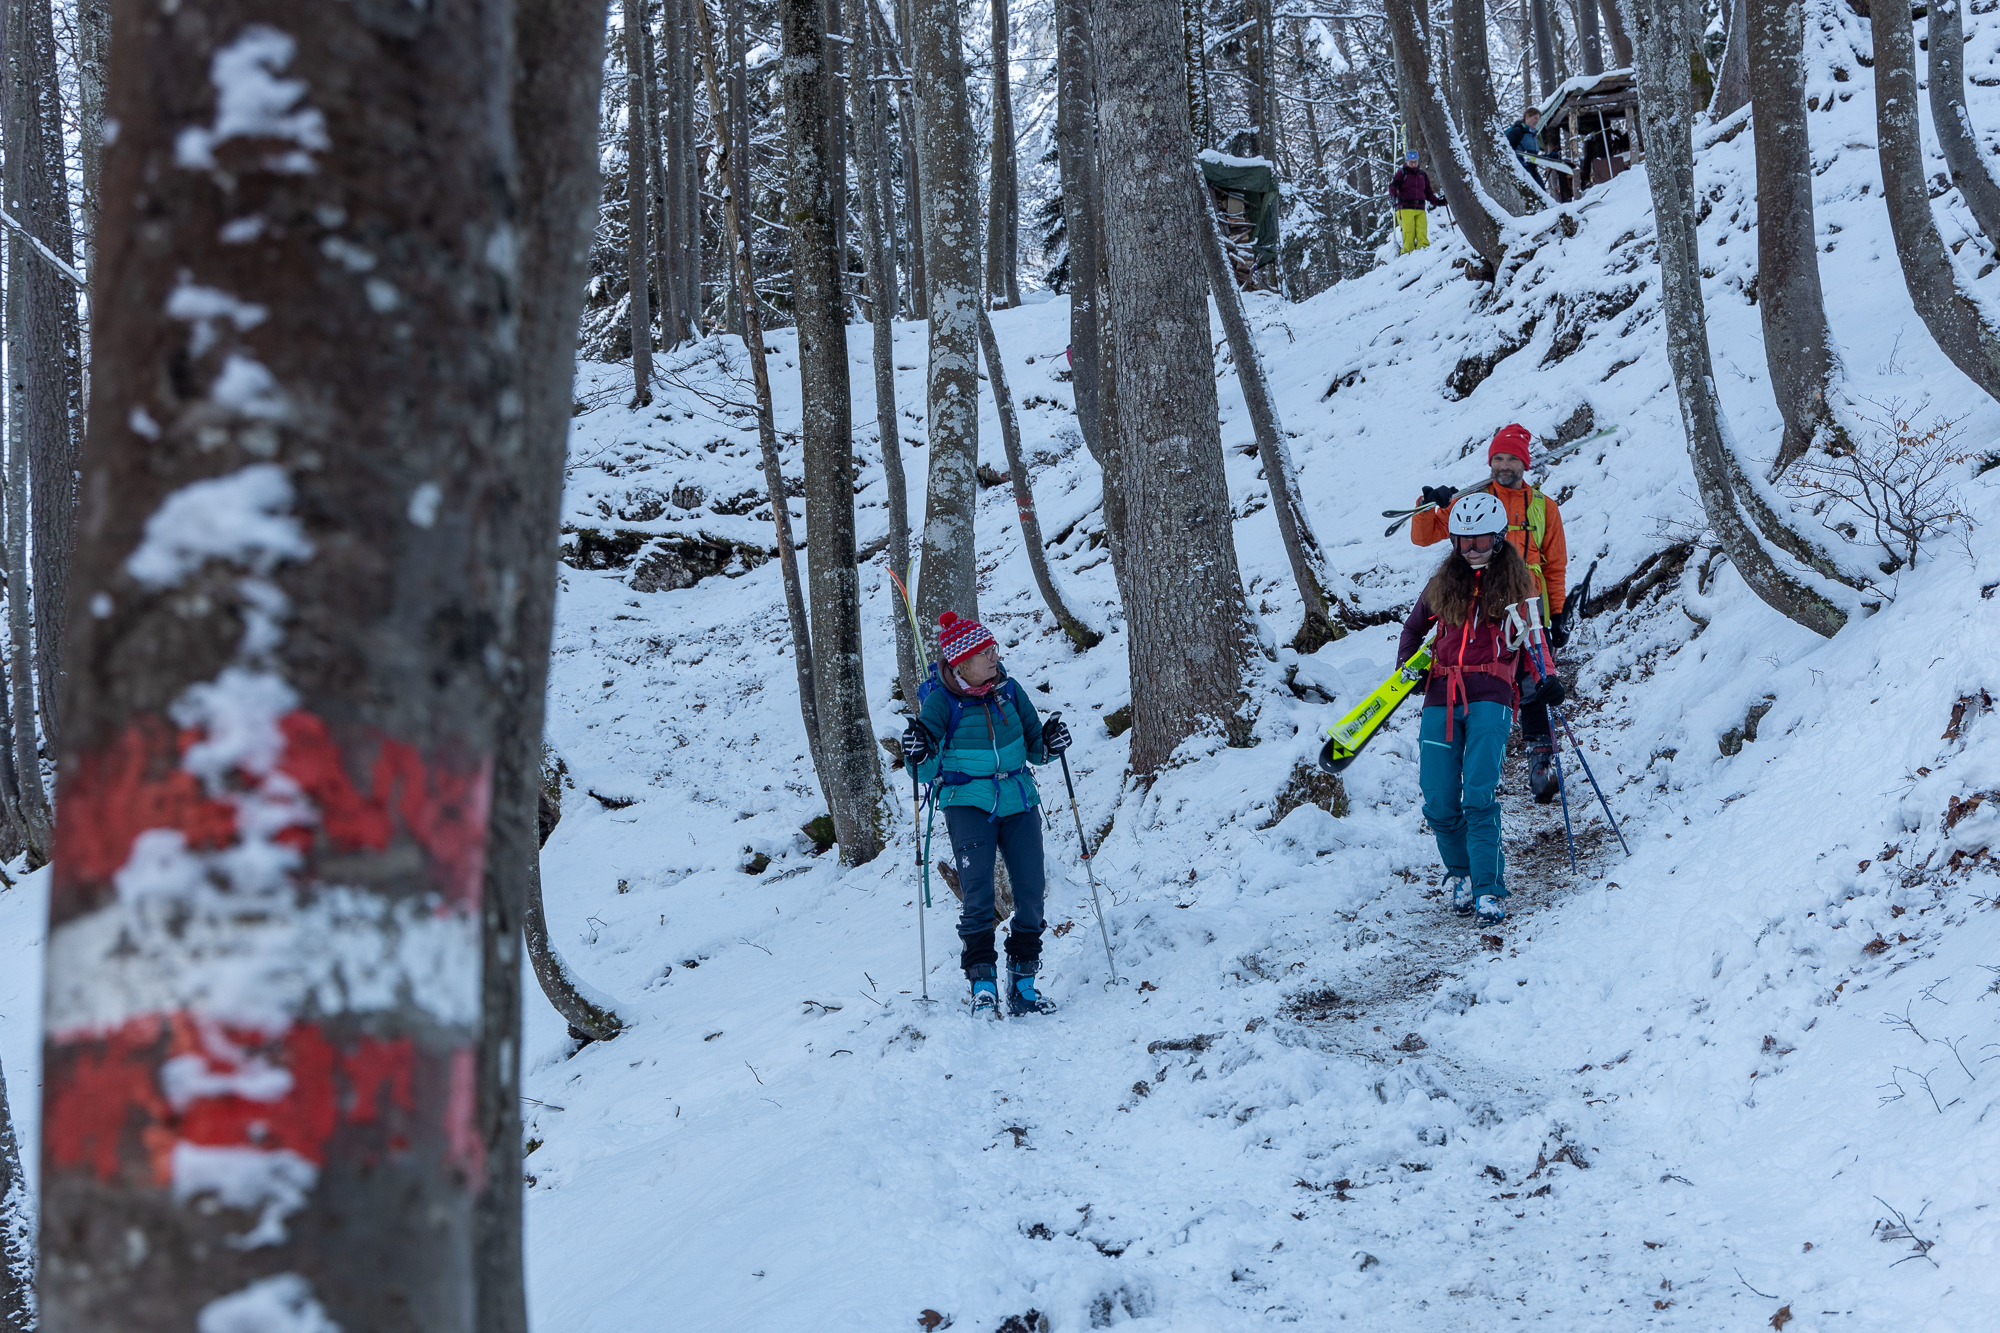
[1535,68,1642,202]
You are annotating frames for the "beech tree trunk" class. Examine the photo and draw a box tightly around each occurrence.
[881,0,929,317]
[623,0,655,404]
[850,0,921,705]
[1194,187,1348,653]
[642,15,682,348]
[1383,0,1514,268]
[1632,0,1848,637]
[977,310,1101,649]
[77,0,109,287]
[696,0,827,779]
[43,1,527,1326]
[986,0,1021,307]
[1056,0,1103,456]
[910,0,985,629]
[1531,0,1558,94]
[1872,0,2000,401]
[1928,0,2000,248]
[1601,0,1634,65]
[1451,0,1543,214]
[523,849,626,1039]
[1578,0,1606,73]
[786,0,889,864]
[1748,0,1845,471]
[478,2,611,1327]
[1095,0,1251,774]
[0,1063,28,1332]
[1711,0,1750,117]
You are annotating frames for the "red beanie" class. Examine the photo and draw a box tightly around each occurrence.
[938,611,997,668]
[1489,423,1532,466]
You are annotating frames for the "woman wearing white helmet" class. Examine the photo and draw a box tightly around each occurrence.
[1394,491,1565,923]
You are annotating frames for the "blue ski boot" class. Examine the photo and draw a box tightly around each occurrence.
[1007,961,1058,1016]
[1475,894,1507,925]
[1445,875,1475,916]
[969,966,1002,1019]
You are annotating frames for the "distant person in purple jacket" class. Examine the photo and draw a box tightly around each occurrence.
[1389,150,1446,254]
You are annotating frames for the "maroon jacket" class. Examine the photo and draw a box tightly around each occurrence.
[1398,590,1530,712]
[1390,166,1445,211]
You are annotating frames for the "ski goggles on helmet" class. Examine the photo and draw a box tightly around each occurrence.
[1451,532,1500,552]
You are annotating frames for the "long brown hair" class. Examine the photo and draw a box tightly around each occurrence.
[1424,539,1535,627]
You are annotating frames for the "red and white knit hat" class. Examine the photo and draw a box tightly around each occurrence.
[938,611,996,667]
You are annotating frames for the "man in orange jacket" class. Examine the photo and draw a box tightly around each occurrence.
[1411,423,1570,802]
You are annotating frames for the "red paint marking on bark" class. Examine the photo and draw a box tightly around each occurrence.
[445,1046,485,1190]
[55,716,236,891]
[47,1015,421,1185]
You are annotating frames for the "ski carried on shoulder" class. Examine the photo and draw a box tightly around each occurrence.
[1380,425,1619,536]
[1317,635,1435,775]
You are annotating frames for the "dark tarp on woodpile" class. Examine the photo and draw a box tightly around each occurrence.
[1199,152,1280,266]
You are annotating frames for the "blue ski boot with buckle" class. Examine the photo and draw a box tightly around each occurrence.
[1006,961,1058,1016]
[968,966,1001,1019]
[1445,875,1475,916]
[1475,894,1507,925]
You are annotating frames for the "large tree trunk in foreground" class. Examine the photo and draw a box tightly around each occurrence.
[479,2,612,1327]
[910,0,985,630]
[44,1,523,1326]
[1632,0,1847,637]
[623,0,655,404]
[0,1064,29,1333]
[1711,0,1750,117]
[985,0,1021,307]
[1383,0,1516,268]
[786,0,888,865]
[1928,0,2000,250]
[1055,0,1103,456]
[850,0,921,706]
[1451,0,1542,215]
[1095,0,1251,773]
[977,309,1102,650]
[1748,0,1845,472]
[1194,188,1347,653]
[1872,0,2000,402]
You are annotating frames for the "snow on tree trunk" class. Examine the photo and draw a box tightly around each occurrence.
[1193,188,1349,653]
[1383,0,1517,269]
[1631,0,1849,637]
[1450,0,1543,216]
[1601,0,1634,66]
[1094,0,1252,774]
[0,1063,29,1332]
[985,0,1021,308]
[910,0,985,631]
[849,0,922,706]
[477,2,612,1326]
[42,2,526,1325]
[976,309,1103,649]
[1927,0,2000,252]
[1711,0,1750,117]
[1055,0,1103,457]
[1748,0,1847,472]
[696,0,829,781]
[883,0,929,318]
[623,0,655,405]
[786,0,889,866]
[1872,0,2000,402]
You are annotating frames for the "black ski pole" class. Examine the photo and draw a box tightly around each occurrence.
[1049,714,1119,985]
[905,721,932,1002]
[1551,707,1634,858]
[1523,628,1579,873]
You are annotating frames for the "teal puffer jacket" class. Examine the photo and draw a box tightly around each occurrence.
[913,666,1050,818]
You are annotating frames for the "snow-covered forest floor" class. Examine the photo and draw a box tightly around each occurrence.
[9,1,2000,1328]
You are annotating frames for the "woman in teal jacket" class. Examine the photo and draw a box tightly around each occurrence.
[900,612,1072,1018]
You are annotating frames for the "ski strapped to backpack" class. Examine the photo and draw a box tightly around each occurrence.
[1380,424,1619,537]
[1317,630,1437,774]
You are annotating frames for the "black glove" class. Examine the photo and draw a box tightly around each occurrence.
[900,719,935,764]
[1548,612,1570,650]
[1523,676,1567,709]
[1042,718,1072,756]
[1421,484,1457,509]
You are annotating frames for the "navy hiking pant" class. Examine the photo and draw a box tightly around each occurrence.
[944,805,1046,974]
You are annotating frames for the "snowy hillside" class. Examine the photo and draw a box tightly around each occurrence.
[513,7,2000,1327]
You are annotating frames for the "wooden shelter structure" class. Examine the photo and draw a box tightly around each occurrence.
[1199,150,1281,290]
[1535,68,1642,202]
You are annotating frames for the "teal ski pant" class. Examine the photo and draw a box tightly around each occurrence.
[1419,702,1512,899]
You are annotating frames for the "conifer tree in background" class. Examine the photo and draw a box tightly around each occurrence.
[43,0,526,1326]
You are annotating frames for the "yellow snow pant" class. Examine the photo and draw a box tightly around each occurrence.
[1398,208,1430,253]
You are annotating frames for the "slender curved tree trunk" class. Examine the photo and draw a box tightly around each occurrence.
[1384,0,1515,268]
[1056,0,1103,456]
[786,0,888,865]
[850,0,921,706]
[1748,0,1845,472]
[624,0,655,404]
[478,3,611,1326]
[1872,0,2000,400]
[1632,0,1847,637]
[1451,0,1543,214]
[1711,0,1750,117]
[910,0,985,629]
[523,847,626,1039]
[1095,0,1251,774]
[976,310,1102,649]
[45,0,528,1325]
[1601,0,1634,66]
[1194,187,1347,653]
[696,0,828,776]
[0,1063,29,1332]
[1928,0,2000,247]
[986,0,1021,307]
